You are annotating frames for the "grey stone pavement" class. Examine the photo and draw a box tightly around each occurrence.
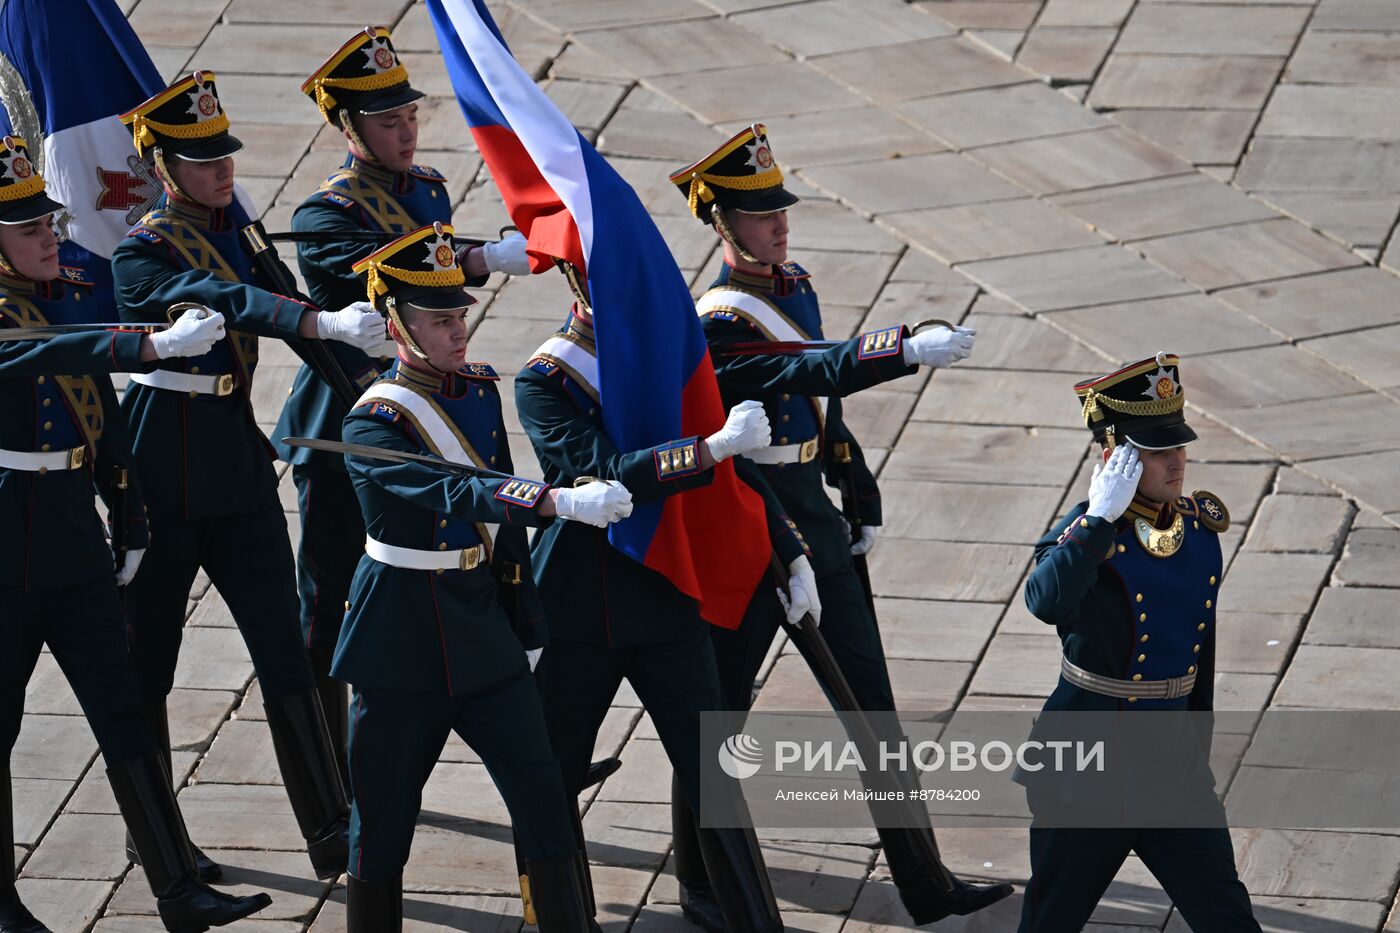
[12,0,1400,929]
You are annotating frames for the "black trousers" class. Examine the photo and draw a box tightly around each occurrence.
[711,561,896,714]
[346,673,577,882]
[535,623,723,813]
[124,504,314,705]
[292,464,364,652]
[0,577,152,765]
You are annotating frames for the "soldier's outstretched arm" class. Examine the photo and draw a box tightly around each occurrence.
[112,232,315,341]
[342,402,554,527]
[514,368,715,504]
[0,328,153,377]
[704,314,917,400]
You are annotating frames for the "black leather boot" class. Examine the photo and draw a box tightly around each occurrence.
[309,642,350,791]
[1,768,51,933]
[671,776,727,933]
[108,754,272,932]
[527,854,598,933]
[583,758,620,789]
[346,873,402,933]
[692,821,782,933]
[880,827,1012,925]
[125,701,222,883]
[263,691,350,880]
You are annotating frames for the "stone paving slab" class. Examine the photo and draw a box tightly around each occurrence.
[1050,292,1284,359]
[896,82,1106,149]
[810,36,1028,103]
[736,0,955,57]
[1091,54,1285,110]
[967,127,1192,197]
[961,243,1195,312]
[1112,109,1260,167]
[1216,267,1400,341]
[648,61,868,123]
[1187,345,1371,412]
[1115,3,1310,56]
[882,198,1106,265]
[803,152,1025,215]
[1015,27,1118,84]
[1236,137,1400,193]
[1050,173,1280,242]
[1134,219,1364,292]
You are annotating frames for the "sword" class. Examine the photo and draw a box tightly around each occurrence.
[0,323,168,341]
[712,319,958,357]
[281,436,518,481]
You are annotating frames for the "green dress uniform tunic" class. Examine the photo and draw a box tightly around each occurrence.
[273,154,455,655]
[1016,496,1260,933]
[0,268,154,764]
[698,261,916,713]
[111,193,316,706]
[338,356,577,881]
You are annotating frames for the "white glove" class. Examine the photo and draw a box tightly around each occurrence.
[1086,442,1143,522]
[776,555,821,627]
[902,325,975,368]
[704,400,770,462]
[480,232,532,276]
[317,301,386,353]
[149,308,225,359]
[115,547,146,586]
[554,479,634,528]
[851,525,877,556]
[526,647,543,672]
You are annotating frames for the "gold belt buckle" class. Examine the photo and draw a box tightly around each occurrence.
[213,374,236,396]
[66,446,87,470]
[798,437,819,463]
[459,545,483,571]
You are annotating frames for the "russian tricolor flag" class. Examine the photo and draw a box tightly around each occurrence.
[427,0,770,629]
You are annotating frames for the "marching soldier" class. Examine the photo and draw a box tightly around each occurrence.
[517,294,796,933]
[111,72,386,881]
[336,225,630,927]
[275,26,534,768]
[668,125,1011,927]
[1016,354,1260,931]
[0,140,271,931]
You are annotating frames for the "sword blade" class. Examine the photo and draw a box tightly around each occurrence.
[712,339,843,357]
[0,323,167,341]
[281,437,517,480]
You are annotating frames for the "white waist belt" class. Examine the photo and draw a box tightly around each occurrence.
[365,536,485,572]
[743,437,819,466]
[130,369,236,397]
[0,444,86,472]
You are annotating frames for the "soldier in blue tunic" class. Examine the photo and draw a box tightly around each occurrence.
[0,139,271,933]
[274,27,534,768]
[111,72,389,882]
[669,126,1011,927]
[1016,354,1260,931]
[337,224,631,928]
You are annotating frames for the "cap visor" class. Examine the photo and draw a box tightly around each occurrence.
[0,192,65,225]
[402,287,477,311]
[171,134,244,162]
[732,186,801,215]
[357,86,426,116]
[1124,421,1198,451]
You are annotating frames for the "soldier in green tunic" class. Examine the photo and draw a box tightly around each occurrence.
[111,71,388,883]
[668,125,1011,927]
[0,138,270,933]
[272,27,534,769]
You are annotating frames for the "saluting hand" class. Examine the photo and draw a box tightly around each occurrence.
[704,400,770,462]
[1086,442,1143,522]
[902,324,975,368]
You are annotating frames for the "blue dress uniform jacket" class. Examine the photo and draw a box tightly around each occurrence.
[515,310,809,647]
[113,195,311,519]
[0,272,150,587]
[1016,495,1260,933]
[1024,498,1219,715]
[273,155,454,472]
[700,262,916,576]
[338,358,552,696]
